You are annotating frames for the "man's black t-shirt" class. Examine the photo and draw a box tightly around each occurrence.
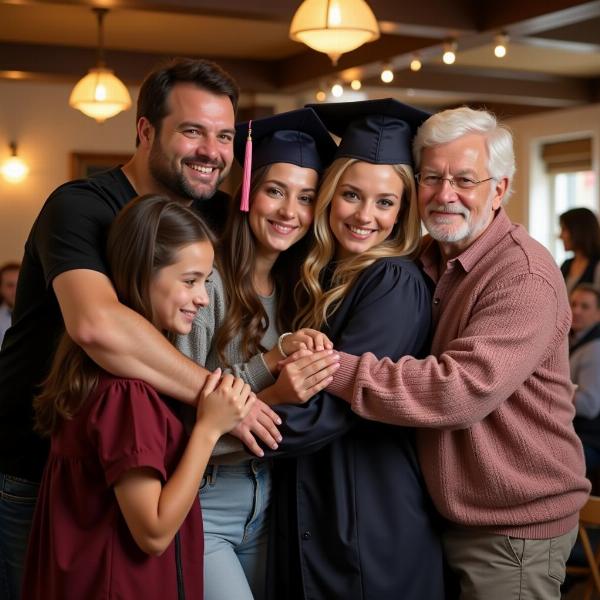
[0,167,229,480]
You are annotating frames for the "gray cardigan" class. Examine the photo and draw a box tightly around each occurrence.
[176,269,278,461]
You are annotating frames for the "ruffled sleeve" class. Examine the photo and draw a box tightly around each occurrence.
[87,378,173,486]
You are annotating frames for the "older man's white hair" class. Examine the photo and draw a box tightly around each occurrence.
[413,107,516,203]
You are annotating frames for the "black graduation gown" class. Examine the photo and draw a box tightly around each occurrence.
[265,256,445,600]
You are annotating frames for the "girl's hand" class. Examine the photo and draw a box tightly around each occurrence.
[195,369,255,435]
[280,329,334,357]
[265,349,340,405]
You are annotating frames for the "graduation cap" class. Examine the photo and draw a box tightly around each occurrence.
[235,107,336,211]
[306,98,430,167]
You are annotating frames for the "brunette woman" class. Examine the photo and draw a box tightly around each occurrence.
[559,207,600,292]
[176,108,340,600]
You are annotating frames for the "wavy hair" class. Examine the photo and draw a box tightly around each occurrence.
[215,166,315,366]
[34,195,213,436]
[294,157,421,330]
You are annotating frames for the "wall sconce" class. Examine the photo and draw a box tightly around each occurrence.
[410,56,422,72]
[380,65,394,83]
[1,142,29,184]
[494,33,508,58]
[69,8,132,123]
[289,0,380,65]
[442,40,457,65]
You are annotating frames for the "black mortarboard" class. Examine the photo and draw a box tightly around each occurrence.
[307,98,430,167]
[234,107,336,211]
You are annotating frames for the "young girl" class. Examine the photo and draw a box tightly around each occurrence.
[22,195,254,600]
[264,99,445,599]
[176,108,339,600]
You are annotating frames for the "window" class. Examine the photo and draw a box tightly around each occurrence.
[529,136,597,261]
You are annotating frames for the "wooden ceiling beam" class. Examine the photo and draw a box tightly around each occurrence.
[0,42,279,90]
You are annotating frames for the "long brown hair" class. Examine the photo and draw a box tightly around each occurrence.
[214,165,315,366]
[560,208,600,260]
[34,195,213,435]
[294,157,421,330]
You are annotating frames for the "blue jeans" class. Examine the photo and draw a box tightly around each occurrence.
[0,473,39,600]
[200,460,271,600]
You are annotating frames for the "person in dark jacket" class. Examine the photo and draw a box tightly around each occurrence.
[569,283,600,474]
[559,207,600,293]
[263,99,445,600]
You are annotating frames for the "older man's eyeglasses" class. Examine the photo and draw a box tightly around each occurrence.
[415,173,495,190]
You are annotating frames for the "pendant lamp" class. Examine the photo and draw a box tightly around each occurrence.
[69,9,132,123]
[289,0,380,66]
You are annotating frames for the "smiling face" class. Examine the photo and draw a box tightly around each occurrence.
[418,133,507,258]
[147,83,235,202]
[328,162,403,259]
[248,162,318,258]
[149,240,214,335]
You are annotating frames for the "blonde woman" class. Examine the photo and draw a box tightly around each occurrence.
[263,100,445,600]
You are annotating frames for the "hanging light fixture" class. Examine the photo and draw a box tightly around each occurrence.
[69,8,132,123]
[289,0,380,66]
[1,142,29,184]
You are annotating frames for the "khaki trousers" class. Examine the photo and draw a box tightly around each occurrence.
[442,525,578,600]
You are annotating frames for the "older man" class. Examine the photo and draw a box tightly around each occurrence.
[327,107,590,599]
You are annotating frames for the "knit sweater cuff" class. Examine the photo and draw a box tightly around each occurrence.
[327,351,361,403]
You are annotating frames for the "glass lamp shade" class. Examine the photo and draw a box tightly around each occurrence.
[289,0,380,64]
[69,67,132,122]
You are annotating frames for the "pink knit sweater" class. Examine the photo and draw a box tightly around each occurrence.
[328,209,590,539]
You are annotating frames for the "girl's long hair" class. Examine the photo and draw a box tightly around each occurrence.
[34,195,213,436]
[294,157,421,330]
[214,165,315,366]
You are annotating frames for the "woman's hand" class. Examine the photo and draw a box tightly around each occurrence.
[280,328,334,357]
[260,348,340,406]
[195,369,255,436]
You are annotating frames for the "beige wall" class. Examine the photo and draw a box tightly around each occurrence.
[505,103,600,232]
[0,80,299,264]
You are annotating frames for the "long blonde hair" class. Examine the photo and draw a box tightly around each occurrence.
[294,157,421,330]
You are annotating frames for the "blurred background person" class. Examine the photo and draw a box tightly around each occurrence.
[570,283,600,476]
[559,208,600,293]
[0,262,20,347]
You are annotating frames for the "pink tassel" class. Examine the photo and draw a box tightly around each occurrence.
[240,120,252,212]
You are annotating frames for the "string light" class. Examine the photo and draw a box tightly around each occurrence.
[442,41,457,65]
[331,82,344,97]
[494,33,508,58]
[380,66,394,83]
[410,56,422,72]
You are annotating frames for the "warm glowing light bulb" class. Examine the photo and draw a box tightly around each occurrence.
[442,50,456,65]
[410,58,422,72]
[494,44,506,58]
[328,1,342,26]
[331,83,344,97]
[94,83,107,101]
[1,155,28,183]
[381,68,394,83]
[350,79,362,91]
[316,90,327,102]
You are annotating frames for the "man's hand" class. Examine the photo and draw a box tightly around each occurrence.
[229,399,283,457]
